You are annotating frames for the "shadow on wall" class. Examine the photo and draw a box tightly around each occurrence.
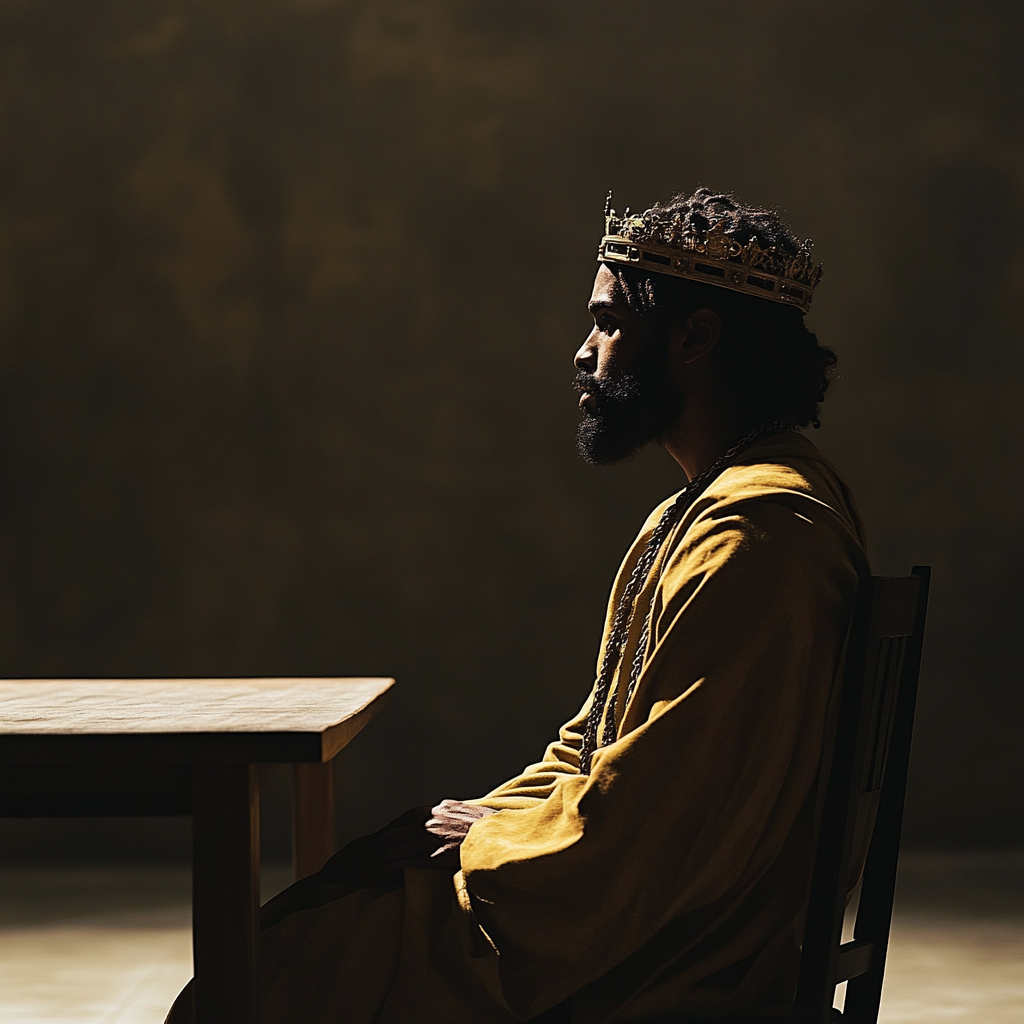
[0,0,1021,860]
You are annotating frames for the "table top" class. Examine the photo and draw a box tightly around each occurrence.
[0,677,394,763]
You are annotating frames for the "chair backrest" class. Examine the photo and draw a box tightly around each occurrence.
[793,566,931,1024]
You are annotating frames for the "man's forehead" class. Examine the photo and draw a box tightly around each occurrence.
[588,264,623,309]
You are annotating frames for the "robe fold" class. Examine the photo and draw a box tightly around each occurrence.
[255,431,869,1024]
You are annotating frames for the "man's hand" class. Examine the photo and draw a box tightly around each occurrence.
[422,799,496,865]
[319,800,496,885]
[261,801,497,931]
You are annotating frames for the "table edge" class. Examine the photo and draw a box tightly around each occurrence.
[0,680,394,763]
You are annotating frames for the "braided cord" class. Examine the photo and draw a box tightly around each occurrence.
[579,421,793,773]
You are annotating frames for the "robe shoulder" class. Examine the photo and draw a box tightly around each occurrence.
[641,431,866,551]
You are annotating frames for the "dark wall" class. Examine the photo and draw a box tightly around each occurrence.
[1,0,1021,860]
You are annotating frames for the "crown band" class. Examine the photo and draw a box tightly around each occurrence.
[598,200,822,314]
[598,235,815,312]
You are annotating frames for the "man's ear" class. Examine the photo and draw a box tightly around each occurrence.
[673,308,722,365]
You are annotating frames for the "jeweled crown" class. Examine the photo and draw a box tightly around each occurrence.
[598,191,823,313]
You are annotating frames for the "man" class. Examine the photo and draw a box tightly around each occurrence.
[168,188,868,1023]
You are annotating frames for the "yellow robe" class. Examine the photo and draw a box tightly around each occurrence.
[258,432,868,1024]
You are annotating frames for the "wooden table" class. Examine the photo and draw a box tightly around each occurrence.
[0,676,394,1024]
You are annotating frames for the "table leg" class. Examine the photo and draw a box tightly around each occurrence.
[192,763,260,1024]
[292,761,336,880]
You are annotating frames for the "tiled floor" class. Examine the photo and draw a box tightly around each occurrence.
[0,852,1020,1023]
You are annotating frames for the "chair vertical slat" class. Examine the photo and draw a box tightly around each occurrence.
[793,569,930,1024]
[792,578,879,1024]
[866,636,905,792]
[842,566,931,1023]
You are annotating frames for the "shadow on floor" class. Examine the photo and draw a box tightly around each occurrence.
[0,852,1020,1023]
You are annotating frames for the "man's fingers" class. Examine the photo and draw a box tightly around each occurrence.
[425,802,497,844]
[429,800,497,827]
[424,817,464,839]
[430,800,484,822]
[429,841,460,857]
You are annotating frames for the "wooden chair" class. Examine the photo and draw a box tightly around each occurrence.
[531,567,932,1024]
[793,565,931,1024]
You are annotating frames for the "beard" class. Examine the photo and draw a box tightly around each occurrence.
[575,333,684,465]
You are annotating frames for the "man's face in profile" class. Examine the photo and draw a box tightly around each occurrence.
[574,265,683,465]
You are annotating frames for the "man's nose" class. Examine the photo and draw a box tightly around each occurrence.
[574,333,598,372]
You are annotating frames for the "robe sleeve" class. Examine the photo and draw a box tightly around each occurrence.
[457,491,861,1018]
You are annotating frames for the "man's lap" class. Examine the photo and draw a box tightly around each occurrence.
[166,871,517,1024]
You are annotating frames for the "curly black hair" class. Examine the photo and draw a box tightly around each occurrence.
[606,188,837,429]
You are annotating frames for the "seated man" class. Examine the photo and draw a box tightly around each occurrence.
[168,188,868,1023]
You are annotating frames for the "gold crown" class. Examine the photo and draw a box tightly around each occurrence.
[597,192,823,314]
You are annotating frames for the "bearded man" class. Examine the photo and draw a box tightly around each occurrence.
[167,189,868,1024]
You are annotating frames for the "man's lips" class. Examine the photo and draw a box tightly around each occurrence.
[574,374,600,411]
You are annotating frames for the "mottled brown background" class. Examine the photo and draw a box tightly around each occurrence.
[1,0,1021,861]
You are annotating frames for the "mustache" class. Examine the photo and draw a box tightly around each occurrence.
[573,370,612,400]
[573,370,641,406]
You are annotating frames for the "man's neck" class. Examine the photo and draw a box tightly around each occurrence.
[661,395,741,481]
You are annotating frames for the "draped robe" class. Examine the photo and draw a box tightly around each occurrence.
[252,432,869,1024]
